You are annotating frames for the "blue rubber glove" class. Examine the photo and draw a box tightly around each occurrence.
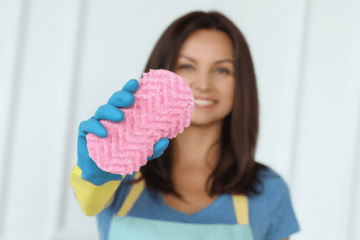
[77,79,170,186]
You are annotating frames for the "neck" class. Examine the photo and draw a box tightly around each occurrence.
[171,121,222,169]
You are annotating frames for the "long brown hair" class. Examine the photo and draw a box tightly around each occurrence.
[128,10,269,200]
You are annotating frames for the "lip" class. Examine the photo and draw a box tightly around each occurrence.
[193,96,216,101]
[194,102,217,109]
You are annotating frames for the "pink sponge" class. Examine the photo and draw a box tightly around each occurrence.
[86,69,194,175]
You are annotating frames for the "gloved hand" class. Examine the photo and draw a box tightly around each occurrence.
[77,79,170,186]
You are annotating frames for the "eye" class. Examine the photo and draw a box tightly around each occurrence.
[178,65,231,75]
[179,64,193,70]
[216,68,230,74]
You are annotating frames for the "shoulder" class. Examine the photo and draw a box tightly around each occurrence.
[249,165,300,239]
[248,165,292,221]
[247,166,288,222]
[257,166,290,203]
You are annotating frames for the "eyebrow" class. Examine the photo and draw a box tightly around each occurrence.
[179,55,233,64]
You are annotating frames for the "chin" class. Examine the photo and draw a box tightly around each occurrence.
[189,115,224,127]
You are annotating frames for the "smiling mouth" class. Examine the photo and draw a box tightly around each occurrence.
[194,99,216,105]
[194,101,217,109]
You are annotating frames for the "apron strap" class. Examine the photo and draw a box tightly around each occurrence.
[116,171,145,217]
[232,195,250,225]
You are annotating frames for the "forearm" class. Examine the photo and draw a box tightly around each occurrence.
[69,165,122,216]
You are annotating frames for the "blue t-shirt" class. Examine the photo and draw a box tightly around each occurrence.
[96,166,300,240]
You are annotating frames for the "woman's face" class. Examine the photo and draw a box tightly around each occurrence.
[174,29,235,126]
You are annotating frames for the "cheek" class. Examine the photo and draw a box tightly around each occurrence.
[221,85,236,110]
[175,72,191,85]
[220,82,235,99]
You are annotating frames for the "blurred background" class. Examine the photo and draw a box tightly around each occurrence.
[1,0,360,239]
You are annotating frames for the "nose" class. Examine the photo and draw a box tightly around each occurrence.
[192,72,211,91]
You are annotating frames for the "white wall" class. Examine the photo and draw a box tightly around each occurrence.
[0,0,359,239]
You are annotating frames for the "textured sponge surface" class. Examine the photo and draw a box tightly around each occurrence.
[86,69,194,175]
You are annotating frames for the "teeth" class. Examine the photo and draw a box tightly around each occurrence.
[194,99,216,105]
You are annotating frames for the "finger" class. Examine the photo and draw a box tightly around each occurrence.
[153,138,170,154]
[79,117,108,138]
[147,151,164,161]
[94,104,124,122]
[107,90,135,108]
[122,79,139,93]
[147,138,169,161]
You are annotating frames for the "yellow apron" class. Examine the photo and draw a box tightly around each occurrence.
[108,172,254,240]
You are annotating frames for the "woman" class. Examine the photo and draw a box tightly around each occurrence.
[70,11,300,240]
